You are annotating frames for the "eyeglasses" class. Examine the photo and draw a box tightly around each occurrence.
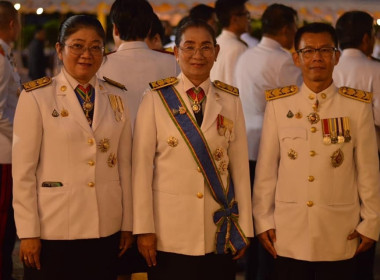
[179,45,215,57]
[296,47,337,59]
[63,43,104,56]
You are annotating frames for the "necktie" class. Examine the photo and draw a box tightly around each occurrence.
[187,87,205,126]
[75,85,95,126]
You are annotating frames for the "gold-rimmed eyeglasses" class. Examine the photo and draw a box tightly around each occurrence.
[179,45,215,57]
[296,47,337,59]
[63,43,104,56]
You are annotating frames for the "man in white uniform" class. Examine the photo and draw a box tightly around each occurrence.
[0,2,20,279]
[333,11,380,129]
[333,11,380,280]
[253,23,380,280]
[98,0,179,129]
[210,0,249,86]
[235,3,301,182]
[235,5,302,279]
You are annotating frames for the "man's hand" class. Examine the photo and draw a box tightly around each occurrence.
[257,229,277,258]
[119,231,134,257]
[20,238,41,269]
[347,230,375,255]
[137,233,157,267]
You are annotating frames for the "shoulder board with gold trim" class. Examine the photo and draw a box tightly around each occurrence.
[23,77,52,92]
[153,48,174,55]
[338,87,372,103]
[213,80,239,96]
[149,77,178,90]
[0,45,4,56]
[265,85,298,101]
[103,76,127,91]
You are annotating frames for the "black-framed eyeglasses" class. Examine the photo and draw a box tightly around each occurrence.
[179,45,215,57]
[63,43,104,56]
[296,47,338,59]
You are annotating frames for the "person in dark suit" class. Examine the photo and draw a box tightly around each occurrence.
[27,26,47,80]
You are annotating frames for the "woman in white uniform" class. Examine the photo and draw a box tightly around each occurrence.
[133,19,253,280]
[12,15,132,280]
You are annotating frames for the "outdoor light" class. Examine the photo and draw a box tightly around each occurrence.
[36,7,43,15]
[377,18,380,26]
[14,3,20,10]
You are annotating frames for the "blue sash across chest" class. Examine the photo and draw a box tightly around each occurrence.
[156,85,249,254]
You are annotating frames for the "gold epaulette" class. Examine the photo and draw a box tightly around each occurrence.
[339,87,372,103]
[265,85,298,101]
[103,76,127,91]
[23,77,52,92]
[149,77,178,90]
[153,48,174,55]
[213,80,239,96]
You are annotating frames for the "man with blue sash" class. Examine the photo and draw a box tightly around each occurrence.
[132,19,253,280]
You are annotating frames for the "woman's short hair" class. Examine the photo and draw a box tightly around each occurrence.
[57,15,106,46]
[175,18,217,46]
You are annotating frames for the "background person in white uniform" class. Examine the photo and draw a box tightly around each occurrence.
[333,11,380,280]
[98,0,179,129]
[210,0,249,86]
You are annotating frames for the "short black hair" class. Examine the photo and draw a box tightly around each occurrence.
[57,15,106,46]
[147,13,164,41]
[294,22,338,50]
[110,0,154,41]
[189,4,215,22]
[261,4,297,36]
[175,18,217,46]
[215,0,248,28]
[336,11,373,50]
[0,1,18,31]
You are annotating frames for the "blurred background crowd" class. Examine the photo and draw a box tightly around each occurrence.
[8,0,380,85]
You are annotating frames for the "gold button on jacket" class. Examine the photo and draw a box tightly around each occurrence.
[307,201,314,207]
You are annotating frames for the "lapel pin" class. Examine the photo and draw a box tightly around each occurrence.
[52,109,59,117]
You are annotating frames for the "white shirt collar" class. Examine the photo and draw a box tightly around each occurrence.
[117,41,149,52]
[181,73,210,95]
[62,67,97,90]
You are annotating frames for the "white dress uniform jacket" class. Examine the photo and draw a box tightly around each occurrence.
[333,48,380,151]
[98,41,180,129]
[12,70,132,240]
[253,83,380,261]
[0,39,20,163]
[333,48,380,127]
[132,73,254,256]
[235,37,302,161]
[210,30,247,86]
